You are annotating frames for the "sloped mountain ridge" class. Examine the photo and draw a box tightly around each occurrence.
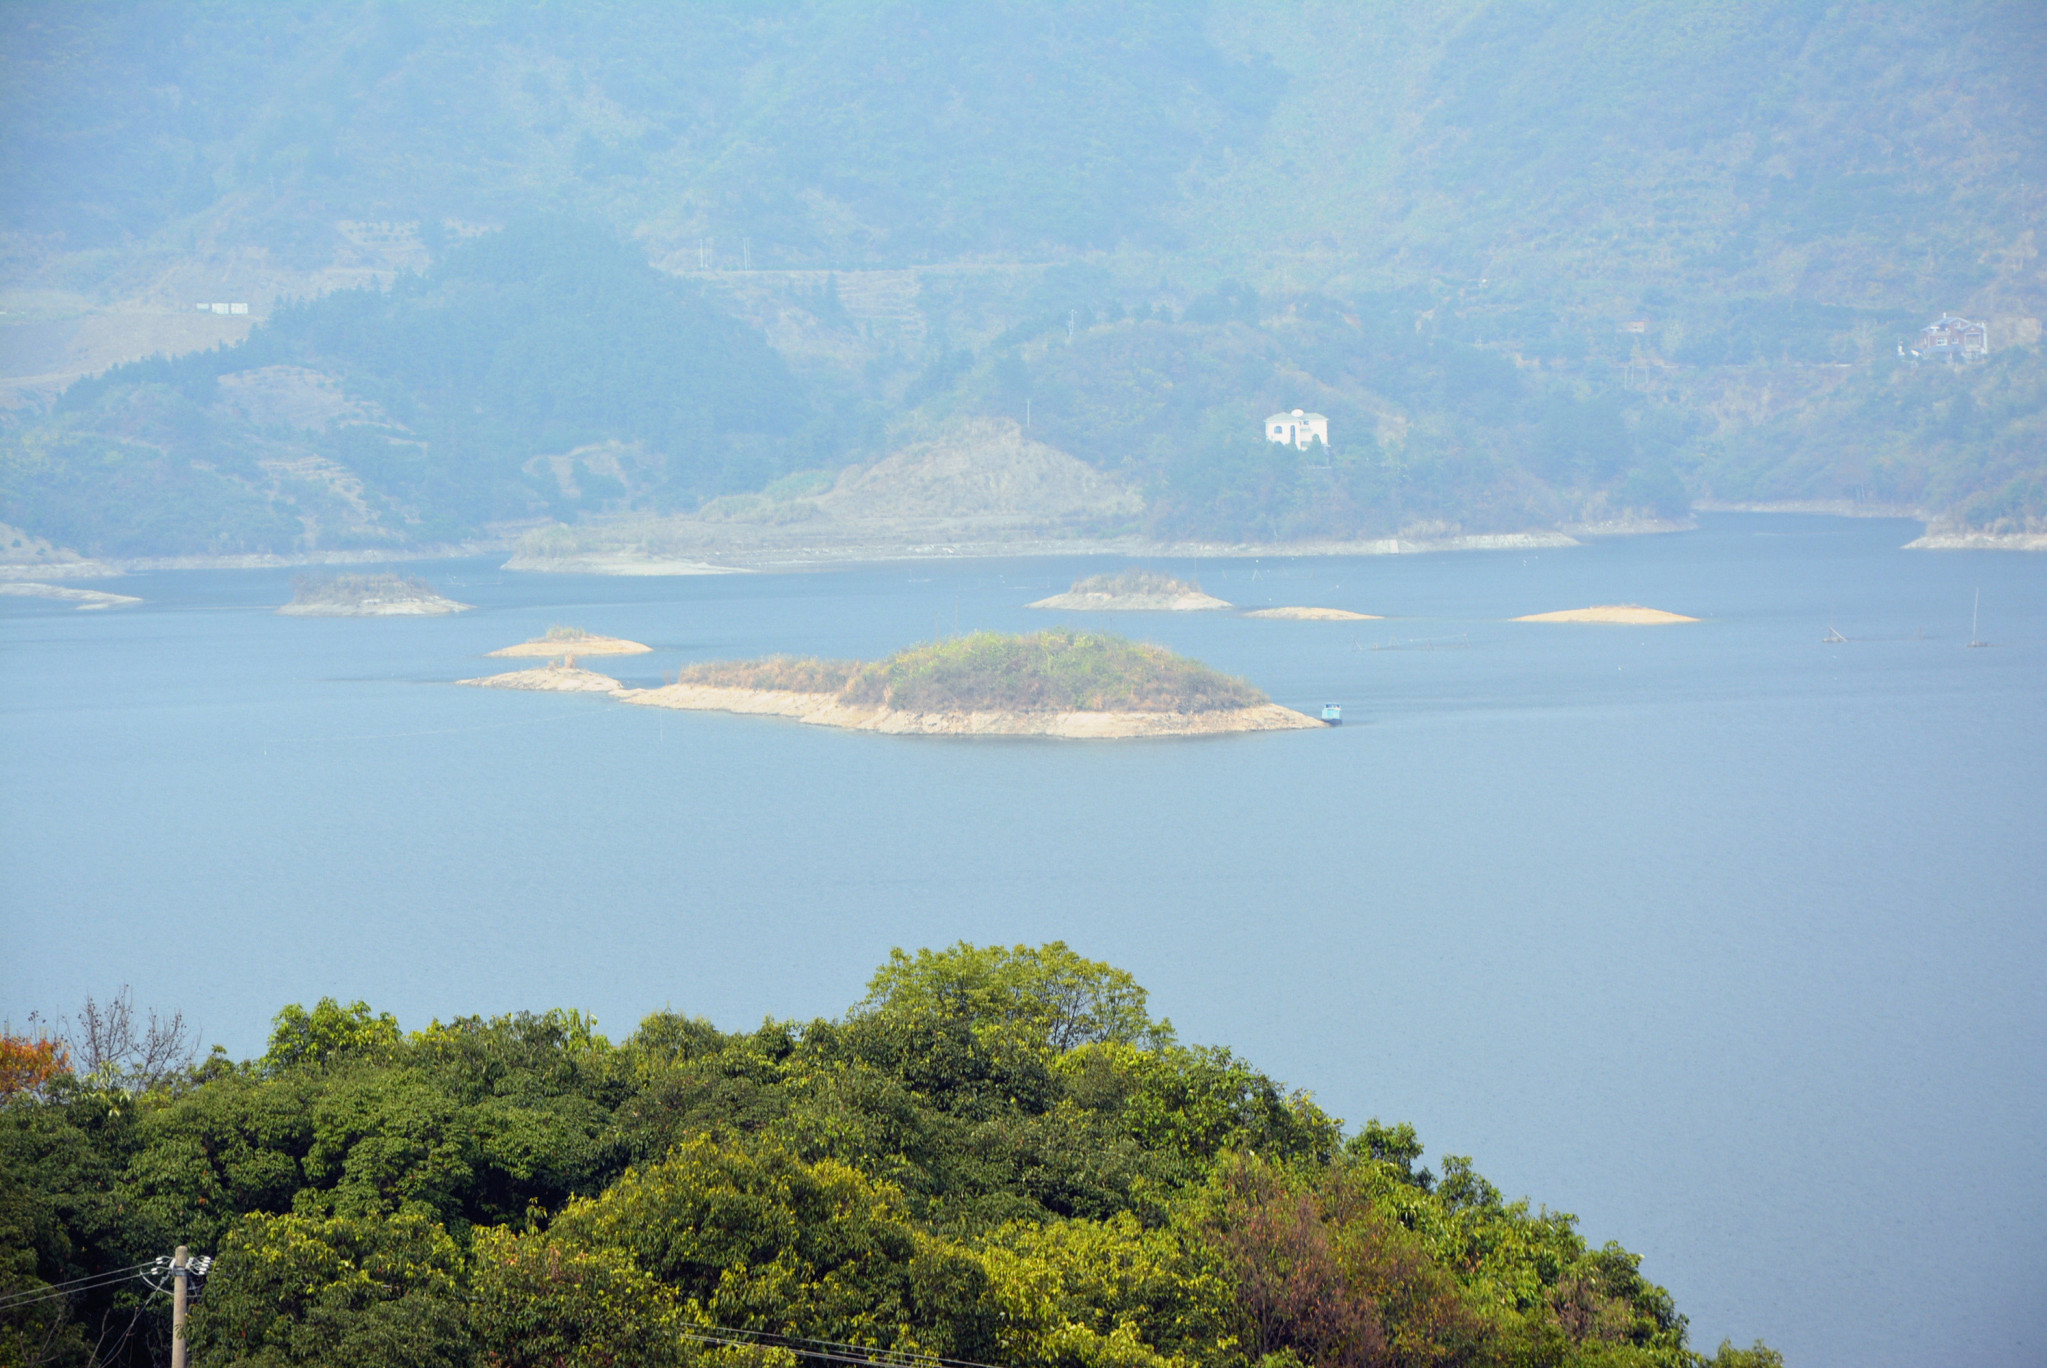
[1,3,2042,552]
[821,419,1142,524]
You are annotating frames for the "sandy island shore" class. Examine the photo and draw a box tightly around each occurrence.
[1243,606,1380,621]
[1512,605,1698,624]
[1905,530,2047,552]
[0,581,143,609]
[458,665,625,692]
[487,634,651,657]
[620,683,1320,738]
[1028,590,1233,612]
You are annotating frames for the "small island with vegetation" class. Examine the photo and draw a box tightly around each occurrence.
[1029,568,1232,612]
[278,572,471,616]
[487,625,651,657]
[458,662,626,693]
[627,629,1319,737]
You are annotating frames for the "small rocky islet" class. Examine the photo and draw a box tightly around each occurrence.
[487,626,651,657]
[1028,568,1232,612]
[278,573,471,616]
[1512,604,1698,624]
[1243,605,1381,620]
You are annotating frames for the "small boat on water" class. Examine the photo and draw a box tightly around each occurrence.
[1321,703,1343,725]
[1968,589,1990,647]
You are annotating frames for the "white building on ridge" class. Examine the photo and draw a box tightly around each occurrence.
[1266,409,1328,448]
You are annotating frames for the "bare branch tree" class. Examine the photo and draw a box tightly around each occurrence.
[134,1005,193,1086]
[63,987,197,1090]
[71,989,135,1080]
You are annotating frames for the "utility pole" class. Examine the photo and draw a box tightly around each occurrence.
[170,1245,190,1368]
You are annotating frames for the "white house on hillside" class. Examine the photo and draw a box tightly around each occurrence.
[1266,409,1328,448]
[1919,314,1988,362]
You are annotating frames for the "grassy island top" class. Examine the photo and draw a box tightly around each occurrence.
[287,572,443,605]
[675,629,1267,713]
[1069,568,1203,597]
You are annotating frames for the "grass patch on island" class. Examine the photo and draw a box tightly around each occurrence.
[848,629,1264,713]
[675,656,864,693]
[287,573,442,606]
[1068,568,1202,597]
[672,631,1265,714]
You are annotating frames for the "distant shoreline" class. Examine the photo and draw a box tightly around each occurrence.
[19,509,2026,580]
[6,530,1584,579]
[501,528,1587,575]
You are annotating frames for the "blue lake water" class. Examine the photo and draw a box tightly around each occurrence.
[2,513,2043,1367]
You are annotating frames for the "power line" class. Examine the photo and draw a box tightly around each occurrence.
[685,1333,942,1368]
[0,1276,148,1313]
[686,1324,1013,1368]
[0,1261,157,1302]
[0,1263,160,1312]
[3,1280,1015,1368]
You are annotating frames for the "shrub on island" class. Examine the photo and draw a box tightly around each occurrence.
[1069,567,1203,598]
[280,573,470,616]
[674,630,1265,714]
[844,629,1265,713]
[289,572,436,605]
[675,654,864,693]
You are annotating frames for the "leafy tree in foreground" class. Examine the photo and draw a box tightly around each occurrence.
[188,1211,469,1368]
[1,945,1776,1368]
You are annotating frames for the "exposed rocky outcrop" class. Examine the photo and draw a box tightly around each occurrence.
[1512,605,1698,623]
[1242,606,1380,620]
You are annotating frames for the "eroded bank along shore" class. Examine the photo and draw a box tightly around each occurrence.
[461,630,1322,739]
[505,529,1588,575]
[622,683,1318,738]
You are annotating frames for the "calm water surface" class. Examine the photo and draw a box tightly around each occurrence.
[3,514,2042,1367]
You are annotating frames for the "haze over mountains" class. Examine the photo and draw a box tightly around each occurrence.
[2,1,2042,558]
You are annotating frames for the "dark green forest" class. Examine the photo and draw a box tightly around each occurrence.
[1,944,1780,1368]
[1,1,2041,551]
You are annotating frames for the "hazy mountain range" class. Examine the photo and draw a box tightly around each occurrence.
[3,1,2042,558]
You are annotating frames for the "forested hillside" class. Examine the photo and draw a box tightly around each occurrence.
[1,944,1778,1368]
[2,222,825,555]
[1,1,2041,552]
[5,237,1708,554]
